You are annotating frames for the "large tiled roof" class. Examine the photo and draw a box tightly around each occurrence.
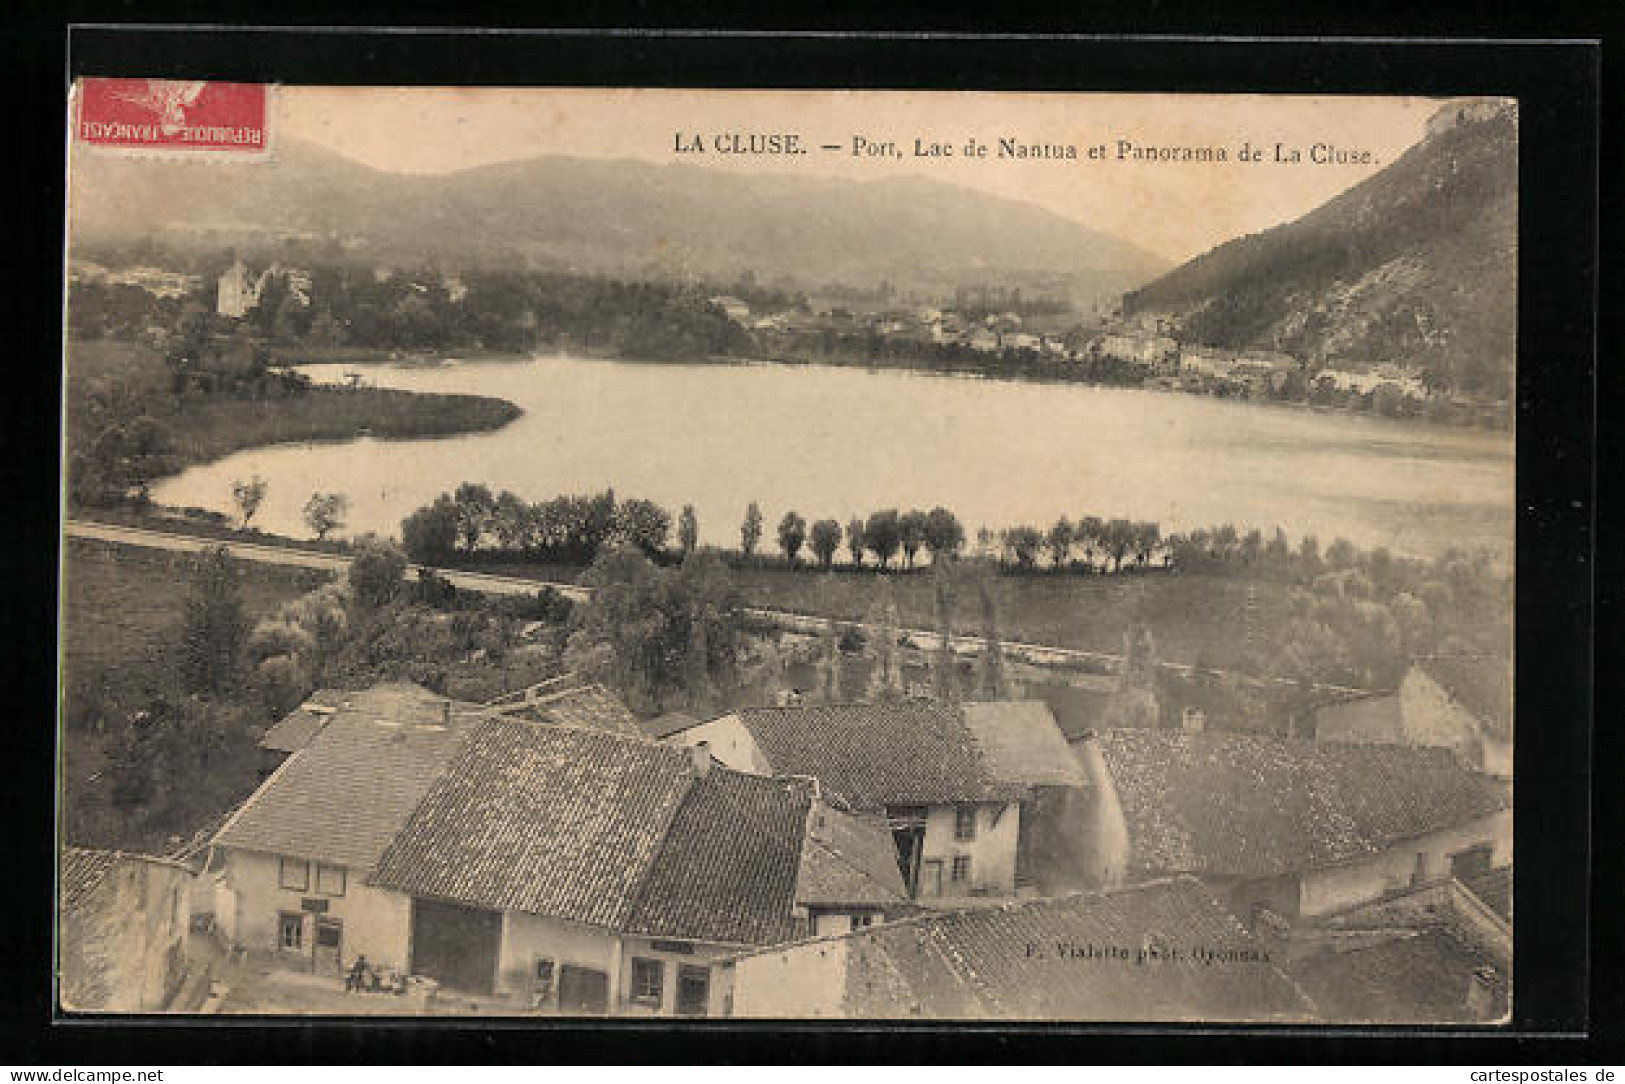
[1094,728,1509,879]
[259,689,350,754]
[732,700,1072,810]
[371,722,820,946]
[738,877,1312,1021]
[515,683,645,739]
[795,806,910,909]
[215,683,485,869]
[1288,928,1508,1024]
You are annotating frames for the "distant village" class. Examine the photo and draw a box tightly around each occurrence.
[68,252,1505,428]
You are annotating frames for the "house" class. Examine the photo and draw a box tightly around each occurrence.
[365,723,904,1012]
[715,876,1313,1021]
[256,688,349,774]
[1308,660,1512,777]
[216,258,259,318]
[1099,332,1178,371]
[667,700,1096,900]
[211,683,486,976]
[1075,727,1511,921]
[708,296,751,323]
[481,674,646,739]
[59,847,195,1012]
[209,683,906,1015]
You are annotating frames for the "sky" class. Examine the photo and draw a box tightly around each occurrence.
[278,87,1445,264]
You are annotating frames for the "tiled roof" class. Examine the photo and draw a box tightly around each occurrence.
[739,877,1312,1021]
[259,689,349,753]
[59,847,122,913]
[733,701,1068,810]
[518,683,645,739]
[1288,928,1508,1024]
[1094,729,1509,879]
[372,722,820,946]
[962,701,1087,788]
[59,847,192,915]
[215,683,485,869]
[1417,656,1513,739]
[795,806,910,909]
[644,711,701,740]
[625,769,813,945]
[1460,866,1512,924]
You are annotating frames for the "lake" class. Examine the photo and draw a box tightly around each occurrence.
[152,355,1515,563]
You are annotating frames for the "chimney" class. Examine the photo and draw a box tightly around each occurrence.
[689,741,713,779]
[1180,707,1206,733]
[1073,730,1130,889]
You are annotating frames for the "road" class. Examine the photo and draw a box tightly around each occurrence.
[62,518,1372,696]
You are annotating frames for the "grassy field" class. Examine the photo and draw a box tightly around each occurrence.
[66,338,521,477]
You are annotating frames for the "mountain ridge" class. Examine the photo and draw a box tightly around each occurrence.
[1123,102,1516,398]
[70,138,1169,305]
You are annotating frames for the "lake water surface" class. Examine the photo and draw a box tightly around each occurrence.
[152,355,1515,563]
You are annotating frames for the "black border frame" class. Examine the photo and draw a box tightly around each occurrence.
[3,21,1602,1064]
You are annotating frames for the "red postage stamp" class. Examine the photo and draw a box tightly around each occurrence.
[74,78,270,156]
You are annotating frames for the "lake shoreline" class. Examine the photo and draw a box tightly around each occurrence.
[276,342,1510,435]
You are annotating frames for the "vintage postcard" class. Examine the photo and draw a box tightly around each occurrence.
[58,83,1515,1023]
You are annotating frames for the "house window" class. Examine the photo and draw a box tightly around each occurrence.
[951,855,973,884]
[630,958,664,1004]
[854,913,876,929]
[277,912,304,951]
[278,857,310,891]
[316,864,347,897]
[955,805,978,842]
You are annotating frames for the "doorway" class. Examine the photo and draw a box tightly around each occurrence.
[676,965,710,1016]
[410,897,502,994]
[313,917,343,976]
[558,965,610,1013]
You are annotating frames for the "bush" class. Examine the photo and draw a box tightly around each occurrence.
[257,654,311,715]
[350,536,409,607]
[838,624,867,654]
[412,567,459,609]
[495,587,575,624]
[402,495,460,565]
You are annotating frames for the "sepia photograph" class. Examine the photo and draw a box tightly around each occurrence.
[57,82,1517,1024]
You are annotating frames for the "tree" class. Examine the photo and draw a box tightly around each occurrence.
[864,508,903,569]
[1101,518,1135,573]
[303,492,348,542]
[899,510,929,569]
[678,504,699,557]
[1132,522,1162,567]
[616,498,672,557]
[741,501,764,561]
[1075,516,1104,570]
[349,536,408,608]
[401,495,459,565]
[178,546,246,693]
[231,476,267,529]
[1001,525,1043,570]
[452,482,496,552]
[777,511,808,566]
[974,575,1010,699]
[817,618,844,703]
[930,560,960,702]
[922,506,965,563]
[1046,518,1074,569]
[810,518,843,570]
[491,490,534,552]
[1105,624,1161,728]
[866,582,906,703]
[845,517,866,567]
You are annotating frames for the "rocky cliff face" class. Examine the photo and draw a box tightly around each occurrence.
[1124,100,1516,399]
